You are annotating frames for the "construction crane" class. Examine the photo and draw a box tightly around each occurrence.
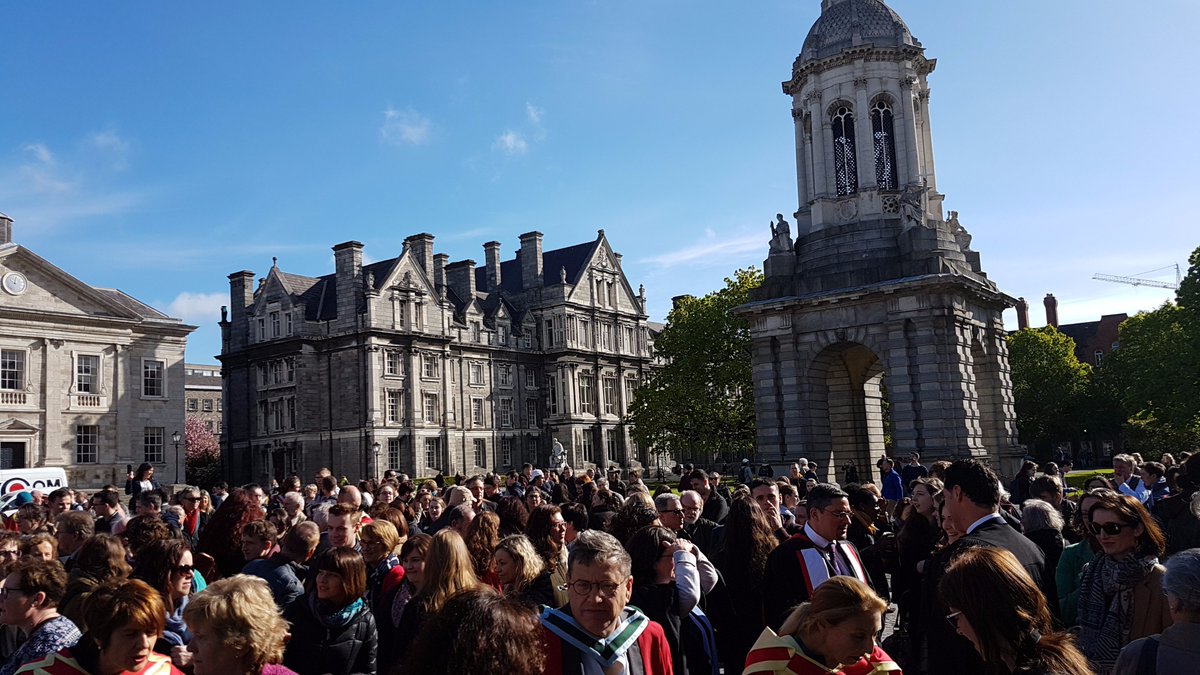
[1093,264,1180,290]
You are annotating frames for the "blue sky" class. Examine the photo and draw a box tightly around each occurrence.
[2,1,1196,363]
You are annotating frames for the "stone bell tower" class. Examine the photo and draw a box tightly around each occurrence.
[739,0,1023,481]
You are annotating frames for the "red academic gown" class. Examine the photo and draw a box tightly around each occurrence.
[743,628,901,675]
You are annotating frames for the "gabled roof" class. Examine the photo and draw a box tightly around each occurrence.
[93,288,171,320]
[474,240,598,295]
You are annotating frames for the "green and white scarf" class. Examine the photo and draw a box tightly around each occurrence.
[540,605,649,669]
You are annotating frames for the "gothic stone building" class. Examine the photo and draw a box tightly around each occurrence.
[218,230,654,485]
[736,0,1023,481]
[0,214,194,487]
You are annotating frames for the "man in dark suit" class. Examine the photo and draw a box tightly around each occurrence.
[924,459,1048,675]
[762,483,871,630]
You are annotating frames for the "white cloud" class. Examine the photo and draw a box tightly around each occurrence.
[88,130,131,169]
[526,102,543,126]
[380,107,431,146]
[162,292,227,325]
[494,130,528,155]
[640,229,764,268]
[23,143,54,165]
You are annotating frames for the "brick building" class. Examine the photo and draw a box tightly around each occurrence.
[218,230,655,485]
[0,214,194,487]
[1014,294,1127,367]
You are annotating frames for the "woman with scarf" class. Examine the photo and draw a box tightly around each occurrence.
[743,576,897,675]
[391,530,478,664]
[1057,489,1108,625]
[940,546,1091,675]
[282,548,377,675]
[1075,491,1172,674]
[360,521,405,619]
[131,539,194,657]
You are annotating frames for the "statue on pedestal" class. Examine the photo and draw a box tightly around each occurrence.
[768,213,793,253]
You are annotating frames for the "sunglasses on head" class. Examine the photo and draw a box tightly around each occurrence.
[1088,521,1133,536]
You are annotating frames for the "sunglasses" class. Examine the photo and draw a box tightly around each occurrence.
[945,611,963,629]
[171,564,196,576]
[1088,521,1134,537]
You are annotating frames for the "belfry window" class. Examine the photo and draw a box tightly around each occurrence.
[871,100,898,190]
[831,106,858,196]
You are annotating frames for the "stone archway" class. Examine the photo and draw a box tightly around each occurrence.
[804,342,887,483]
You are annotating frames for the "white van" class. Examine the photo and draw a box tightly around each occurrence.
[0,468,69,511]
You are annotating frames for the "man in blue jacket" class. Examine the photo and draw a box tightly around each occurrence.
[880,457,904,506]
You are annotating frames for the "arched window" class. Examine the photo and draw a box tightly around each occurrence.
[831,105,858,196]
[871,99,898,190]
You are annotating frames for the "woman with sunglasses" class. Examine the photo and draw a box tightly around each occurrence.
[131,539,195,657]
[940,547,1091,675]
[1075,492,1173,673]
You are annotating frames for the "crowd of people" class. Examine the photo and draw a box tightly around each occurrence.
[0,452,1195,675]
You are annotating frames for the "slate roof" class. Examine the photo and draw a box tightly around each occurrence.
[93,288,172,320]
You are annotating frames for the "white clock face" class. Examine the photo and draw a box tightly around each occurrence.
[2,272,28,296]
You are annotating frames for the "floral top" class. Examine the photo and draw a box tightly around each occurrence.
[0,616,82,675]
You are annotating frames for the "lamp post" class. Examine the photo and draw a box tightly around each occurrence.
[172,430,182,483]
[372,440,382,479]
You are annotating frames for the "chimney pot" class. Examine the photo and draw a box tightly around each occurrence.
[519,231,544,290]
[483,241,502,291]
[1015,297,1029,330]
[1043,293,1059,328]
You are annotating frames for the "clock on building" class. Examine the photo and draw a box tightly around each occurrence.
[2,272,28,296]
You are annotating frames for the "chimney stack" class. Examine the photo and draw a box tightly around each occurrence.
[333,241,364,329]
[404,233,435,279]
[446,260,477,302]
[434,253,449,289]
[1015,297,1029,330]
[228,270,257,349]
[483,241,501,291]
[519,231,543,290]
[0,213,12,245]
[1043,293,1059,328]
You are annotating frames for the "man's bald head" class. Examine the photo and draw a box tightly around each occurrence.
[337,485,362,509]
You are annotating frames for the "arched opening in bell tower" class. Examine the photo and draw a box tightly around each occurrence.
[806,342,889,483]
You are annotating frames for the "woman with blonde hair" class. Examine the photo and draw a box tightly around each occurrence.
[360,520,405,617]
[182,575,294,675]
[393,529,478,657]
[940,546,1091,675]
[744,576,898,674]
[492,534,554,606]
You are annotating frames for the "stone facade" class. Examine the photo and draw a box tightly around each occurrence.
[736,0,1023,481]
[185,364,223,437]
[0,214,194,487]
[218,230,654,485]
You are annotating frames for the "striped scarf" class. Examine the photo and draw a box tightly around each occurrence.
[540,605,649,669]
[1077,552,1157,673]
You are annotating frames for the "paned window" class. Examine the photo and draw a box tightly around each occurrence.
[270,311,281,338]
[579,374,595,414]
[0,350,23,390]
[202,399,214,412]
[386,390,403,423]
[526,399,538,427]
[422,354,439,379]
[287,397,296,429]
[387,437,402,471]
[497,364,512,388]
[423,393,439,423]
[502,437,513,467]
[499,398,513,427]
[832,105,858,196]
[471,398,485,426]
[187,399,198,412]
[142,360,165,398]
[424,437,440,469]
[75,425,98,464]
[546,375,558,415]
[469,362,484,386]
[473,438,486,467]
[603,377,617,415]
[76,355,99,393]
[143,427,164,464]
[525,367,538,389]
[606,429,619,460]
[580,433,594,463]
[625,377,639,413]
[385,350,402,376]
[871,100,898,190]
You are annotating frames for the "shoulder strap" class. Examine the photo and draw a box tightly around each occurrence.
[1136,636,1159,675]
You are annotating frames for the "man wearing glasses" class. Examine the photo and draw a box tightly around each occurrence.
[762,483,871,630]
[539,530,673,674]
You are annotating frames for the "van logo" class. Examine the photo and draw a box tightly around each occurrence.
[1,477,64,493]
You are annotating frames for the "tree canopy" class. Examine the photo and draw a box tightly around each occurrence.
[628,267,762,465]
[1006,326,1093,449]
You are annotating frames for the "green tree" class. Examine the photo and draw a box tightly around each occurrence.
[628,267,762,465]
[1006,326,1093,452]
